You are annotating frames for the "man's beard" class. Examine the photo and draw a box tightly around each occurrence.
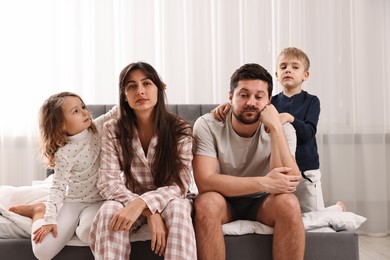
[232,106,260,125]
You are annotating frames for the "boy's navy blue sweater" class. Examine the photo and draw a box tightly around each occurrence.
[272,90,320,172]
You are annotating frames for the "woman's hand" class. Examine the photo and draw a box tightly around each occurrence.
[109,198,146,232]
[33,224,57,243]
[147,213,168,256]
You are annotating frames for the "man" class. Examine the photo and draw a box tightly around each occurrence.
[193,63,305,260]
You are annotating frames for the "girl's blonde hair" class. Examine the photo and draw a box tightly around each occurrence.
[39,92,97,168]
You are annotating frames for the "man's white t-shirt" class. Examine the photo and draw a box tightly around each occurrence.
[193,111,296,178]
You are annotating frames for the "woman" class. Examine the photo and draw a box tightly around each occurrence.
[89,62,197,260]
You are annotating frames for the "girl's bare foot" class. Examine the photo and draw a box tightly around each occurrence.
[9,203,46,221]
[336,201,347,212]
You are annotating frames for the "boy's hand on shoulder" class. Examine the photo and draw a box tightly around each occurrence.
[211,102,230,121]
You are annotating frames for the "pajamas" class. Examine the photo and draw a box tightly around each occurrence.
[90,120,197,260]
[89,199,196,260]
[295,169,325,213]
[32,201,102,260]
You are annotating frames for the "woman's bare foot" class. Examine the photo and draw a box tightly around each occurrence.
[336,201,347,212]
[9,203,46,221]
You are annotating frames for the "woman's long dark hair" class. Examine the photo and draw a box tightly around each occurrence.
[116,62,193,194]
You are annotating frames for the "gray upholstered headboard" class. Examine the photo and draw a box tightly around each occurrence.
[87,104,218,126]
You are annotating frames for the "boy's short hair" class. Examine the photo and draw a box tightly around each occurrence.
[278,47,310,71]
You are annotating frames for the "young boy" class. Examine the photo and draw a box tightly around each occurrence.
[213,47,345,213]
[272,47,323,212]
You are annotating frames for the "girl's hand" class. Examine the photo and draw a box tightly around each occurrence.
[147,213,167,256]
[211,102,230,121]
[33,224,57,243]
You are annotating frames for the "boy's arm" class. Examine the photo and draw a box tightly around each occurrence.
[279,97,320,142]
[291,97,320,142]
[211,102,230,121]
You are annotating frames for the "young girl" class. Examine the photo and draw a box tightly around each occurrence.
[89,62,197,260]
[9,92,117,260]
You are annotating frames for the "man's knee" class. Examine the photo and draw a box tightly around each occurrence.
[194,192,226,221]
[275,194,302,221]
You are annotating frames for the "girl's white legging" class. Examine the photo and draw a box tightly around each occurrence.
[31,201,102,260]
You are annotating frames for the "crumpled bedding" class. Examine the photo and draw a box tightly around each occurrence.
[0,176,367,246]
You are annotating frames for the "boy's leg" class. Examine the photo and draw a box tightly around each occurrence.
[322,201,346,212]
[295,169,325,212]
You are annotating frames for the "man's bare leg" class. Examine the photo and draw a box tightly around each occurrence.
[194,192,231,260]
[257,194,305,260]
[9,203,46,222]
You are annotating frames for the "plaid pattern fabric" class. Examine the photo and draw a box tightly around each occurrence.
[97,120,193,209]
[89,201,145,260]
[90,120,196,259]
[89,199,197,260]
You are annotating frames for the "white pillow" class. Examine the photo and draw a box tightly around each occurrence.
[220,211,366,236]
[0,184,50,209]
[222,220,274,235]
[302,211,367,231]
[0,215,29,238]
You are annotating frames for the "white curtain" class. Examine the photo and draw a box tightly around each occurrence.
[0,0,388,235]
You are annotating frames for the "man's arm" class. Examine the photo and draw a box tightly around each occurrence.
[193,155,299,196]
[260,105,300,176]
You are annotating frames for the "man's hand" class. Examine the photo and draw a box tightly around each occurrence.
[261,167,301,194]
[259,104,281,130]
[109,198,146,232]
[147,213,168,256]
